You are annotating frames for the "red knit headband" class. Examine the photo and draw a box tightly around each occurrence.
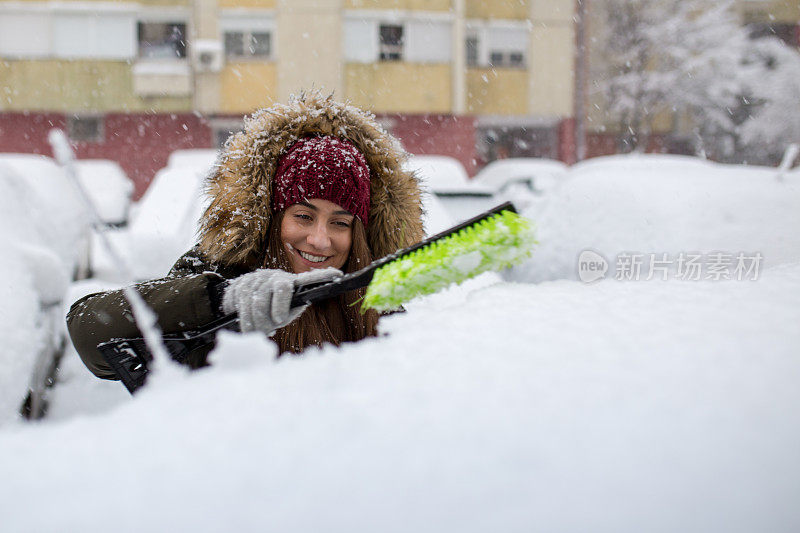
[272,136,371,224]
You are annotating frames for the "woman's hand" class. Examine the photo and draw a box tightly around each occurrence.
[222,268,342,334]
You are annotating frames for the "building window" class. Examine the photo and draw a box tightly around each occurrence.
[466,35,479,67]
[379,24,403,61]
[68,115,104,143]
[138,22,186,59]
[509,52,524,66]
[224,31,271,59]
[489,50,525,68]
[466,24,528,69]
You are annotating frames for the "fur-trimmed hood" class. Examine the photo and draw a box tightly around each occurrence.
[197,92,424,269]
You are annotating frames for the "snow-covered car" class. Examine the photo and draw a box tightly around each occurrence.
[511,153,800,283]
[403,154,472,192]
[89,149,218,281]
[420,189,454,237]
[91,161,210,281]
[73,159,134,227]
[0,155,88,423]
[166,148,220,172]
[3,153,800,532]
[472,158,569,213]
[404,154,496,223]
[0,154,90,279]
[472,157,568,199]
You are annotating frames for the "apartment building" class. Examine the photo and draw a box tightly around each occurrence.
[0,0,576,195]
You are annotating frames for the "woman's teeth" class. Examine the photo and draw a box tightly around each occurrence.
[299,250,327,263]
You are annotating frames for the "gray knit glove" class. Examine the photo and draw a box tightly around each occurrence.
[222,268,342,334]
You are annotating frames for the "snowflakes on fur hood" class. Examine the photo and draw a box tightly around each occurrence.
[197,92,425,270]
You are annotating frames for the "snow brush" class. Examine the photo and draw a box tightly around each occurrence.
[98,202,535,393]
[292,201,536,312]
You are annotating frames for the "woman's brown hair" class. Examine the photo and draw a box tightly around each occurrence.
[263,211,379,354]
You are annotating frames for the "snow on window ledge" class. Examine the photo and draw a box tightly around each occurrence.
[132,59,191,76]
[132,60,191,97]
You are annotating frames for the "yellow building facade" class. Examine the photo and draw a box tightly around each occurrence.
[0,0,576,118]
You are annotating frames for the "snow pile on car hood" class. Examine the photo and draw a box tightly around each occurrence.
[512,154,800,282]
[74,159,133,226]
[2,264,800,532]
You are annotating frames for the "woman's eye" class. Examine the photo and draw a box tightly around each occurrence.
[334,220,351,228]
[294,213,312,221]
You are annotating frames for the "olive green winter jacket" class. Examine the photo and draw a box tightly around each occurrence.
[66,249,246,379]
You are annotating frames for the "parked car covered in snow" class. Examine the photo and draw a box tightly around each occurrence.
[472,158,568,212]
[420,189,454,237]
[91,168,209,281]
[73,159,134,227]
[0,154,89,422]
[166,148,220,172]
[472,157,568,194]
[403,154,495,223]
[510,153,800,283]
[90,150,215,281]
[0,154,90,279]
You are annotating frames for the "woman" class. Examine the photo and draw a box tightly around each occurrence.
[67,93,424,380]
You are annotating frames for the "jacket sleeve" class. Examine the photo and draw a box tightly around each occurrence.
[66,250,233,380]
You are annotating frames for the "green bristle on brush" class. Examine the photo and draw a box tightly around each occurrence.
[362,210,536,312]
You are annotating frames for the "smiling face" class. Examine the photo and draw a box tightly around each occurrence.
[280,199,354,273]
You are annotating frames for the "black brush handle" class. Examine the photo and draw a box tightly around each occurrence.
[290,268,374,307]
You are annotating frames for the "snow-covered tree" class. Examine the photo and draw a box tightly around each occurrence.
[592,0,754,158]
[592,0,671,152]
[738,36,800,163]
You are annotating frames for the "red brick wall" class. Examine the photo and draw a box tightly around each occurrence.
[2,111,479,196]
[82,114,213,198]
[0,112,213,199]
[586,132,618,158]
[558,118,576,165]
[0,112,66,156]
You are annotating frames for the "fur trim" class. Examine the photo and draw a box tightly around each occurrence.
[197,92,424,269]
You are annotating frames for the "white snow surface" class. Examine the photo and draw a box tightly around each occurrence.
[1,153,799,531]
[2,267,800,532]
